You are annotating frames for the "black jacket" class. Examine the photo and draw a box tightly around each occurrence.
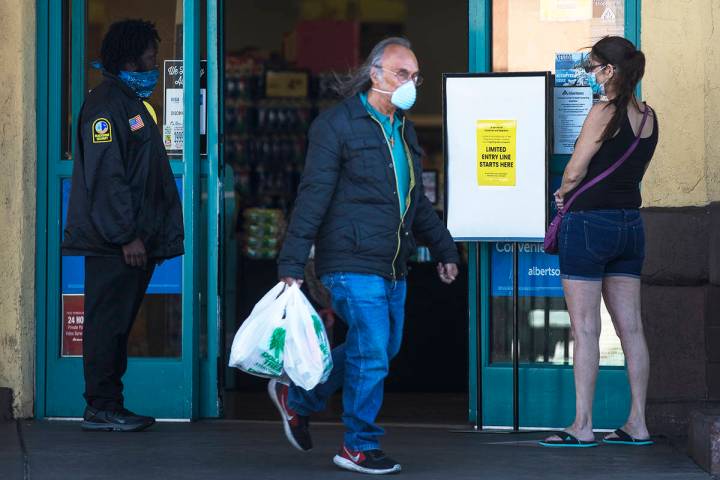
[62,73,184,259]
[278,95,459,280]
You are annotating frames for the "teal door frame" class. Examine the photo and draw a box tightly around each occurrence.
[467,0,642,428]
[202,0,224,420]
[35,0,223,419]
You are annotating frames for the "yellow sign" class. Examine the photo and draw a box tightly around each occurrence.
[265,71,309,98]
[476,120,517,187]
[300,0,406,21]
[359,0,407,22]
[301,0,348,20]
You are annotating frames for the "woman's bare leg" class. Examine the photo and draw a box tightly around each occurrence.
[602,276,650,440]
[545,278,602,442]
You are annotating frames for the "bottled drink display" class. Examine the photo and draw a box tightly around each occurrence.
[225,52,336,259]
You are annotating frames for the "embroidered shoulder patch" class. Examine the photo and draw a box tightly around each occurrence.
[92,118,112,143]
[129,114,145,132]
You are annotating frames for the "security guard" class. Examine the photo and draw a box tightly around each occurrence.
[62,19,183,432]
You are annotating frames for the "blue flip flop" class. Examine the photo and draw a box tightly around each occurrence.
[539,431,599,448]
[603,429,654,446]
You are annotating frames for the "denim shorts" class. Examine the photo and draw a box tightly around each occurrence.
[559,209,645,281]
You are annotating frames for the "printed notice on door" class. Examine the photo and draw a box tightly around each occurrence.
[476,120,517,187]
[62,294,84,357]
[163,60,207,155]
[554,87,593,154]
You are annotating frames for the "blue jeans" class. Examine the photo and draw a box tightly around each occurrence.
[288,272,406,451]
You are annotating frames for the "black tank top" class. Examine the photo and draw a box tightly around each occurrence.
[567,107,659,212]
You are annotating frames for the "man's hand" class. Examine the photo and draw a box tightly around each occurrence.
[281,277,304,287]
[437,263,458,284]
[122,238,147,269]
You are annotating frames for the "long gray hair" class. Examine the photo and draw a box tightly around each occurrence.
[332,37,412,99]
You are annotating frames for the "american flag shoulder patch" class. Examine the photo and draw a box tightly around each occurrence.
[129,114,145,132]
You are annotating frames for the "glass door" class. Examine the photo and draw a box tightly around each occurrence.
[38,0,222,419]
[468,0,640,428]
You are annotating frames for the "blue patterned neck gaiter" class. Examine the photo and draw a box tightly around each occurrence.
[91,60,159,99]
[117,69,159,99]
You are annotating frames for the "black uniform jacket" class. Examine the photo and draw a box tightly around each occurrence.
[62,72,184,259]
[278,94,459,280]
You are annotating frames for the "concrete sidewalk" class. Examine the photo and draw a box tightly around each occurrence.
[0,420,712,479]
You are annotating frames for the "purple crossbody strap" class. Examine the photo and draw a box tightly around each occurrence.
[560,105,650,215]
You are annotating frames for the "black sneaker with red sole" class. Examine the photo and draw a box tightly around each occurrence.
[268,379,312,452]
[333,445,402,475]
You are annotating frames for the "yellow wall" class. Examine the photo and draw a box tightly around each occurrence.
[0,0,36,418]
[641,0,720,207]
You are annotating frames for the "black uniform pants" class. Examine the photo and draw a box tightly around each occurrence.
[83,256,155,411]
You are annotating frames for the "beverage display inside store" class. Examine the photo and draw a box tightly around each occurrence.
[225,51,336,260]
[224,49,343,394]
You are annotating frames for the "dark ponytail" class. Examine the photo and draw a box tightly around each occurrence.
[591,36,646,141]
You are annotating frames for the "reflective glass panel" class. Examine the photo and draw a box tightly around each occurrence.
[489,0,626,366]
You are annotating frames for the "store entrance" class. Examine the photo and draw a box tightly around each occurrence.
[220,1,470,424]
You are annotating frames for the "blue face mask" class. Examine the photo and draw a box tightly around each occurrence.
[91,60,159,99]
[587,66,608,96]
[118,69,160,99]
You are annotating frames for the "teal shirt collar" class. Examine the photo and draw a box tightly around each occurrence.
[359,92,400,130]
[358,93,411,215]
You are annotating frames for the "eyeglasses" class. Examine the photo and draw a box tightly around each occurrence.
[374,65,424,86]
[583,63,607,73]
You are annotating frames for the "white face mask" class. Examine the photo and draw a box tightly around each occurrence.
[372,80,417,110]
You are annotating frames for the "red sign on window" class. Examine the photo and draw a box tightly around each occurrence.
[62,294,84,357]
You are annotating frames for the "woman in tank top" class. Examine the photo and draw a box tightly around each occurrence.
[540,37,658,448]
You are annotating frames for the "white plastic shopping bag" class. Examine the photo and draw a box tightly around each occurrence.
[293,287,333,383]
[283,285,334,390]
[228,282,291,379]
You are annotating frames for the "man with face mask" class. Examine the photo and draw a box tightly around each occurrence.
[62,19,183,432]
[273,37,459,474]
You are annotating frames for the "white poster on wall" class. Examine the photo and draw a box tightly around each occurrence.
[443,73,550,241]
